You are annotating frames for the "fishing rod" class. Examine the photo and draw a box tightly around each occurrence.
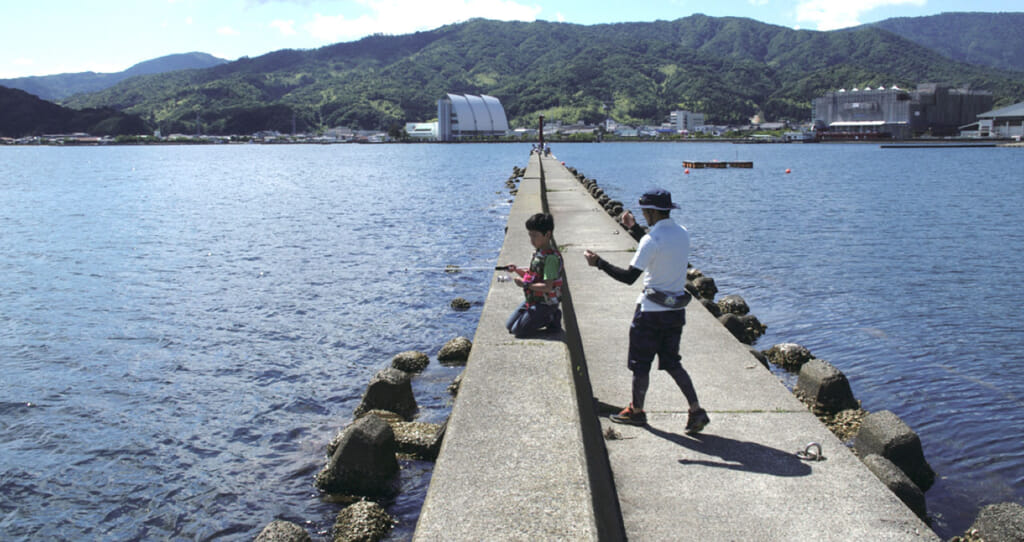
[392,265,512,273]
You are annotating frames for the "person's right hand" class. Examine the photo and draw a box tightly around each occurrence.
[621,211,636,229]
[583,250,600,267]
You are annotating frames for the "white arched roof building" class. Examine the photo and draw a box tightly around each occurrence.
[438,94,509,141]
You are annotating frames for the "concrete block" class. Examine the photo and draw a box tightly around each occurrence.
[795,359,859,415]
[391,350,429,373]
[854,410,936,491]
[967,502,1024,542]
[255,520,311,542]
[316,414,399,496]
[354,367,417,420]
[862,454,927,519]
[333,500,393,542]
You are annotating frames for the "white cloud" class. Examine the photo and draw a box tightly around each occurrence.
[271,19,297,36]
[795,0,925,31]
[217,26,241,36]
[307,0,542,42]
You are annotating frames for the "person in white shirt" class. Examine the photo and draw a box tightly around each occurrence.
[584,188,709,433]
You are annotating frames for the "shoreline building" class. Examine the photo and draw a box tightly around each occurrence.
[812,84,993,139]
[437,94,509,141]
[959,101,1024,139]
[670,110,705,133]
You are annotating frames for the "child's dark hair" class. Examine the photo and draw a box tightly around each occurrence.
[525,212,554,234]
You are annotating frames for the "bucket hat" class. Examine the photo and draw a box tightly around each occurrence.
[638,188,679,211]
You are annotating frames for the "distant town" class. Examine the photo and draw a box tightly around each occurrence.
[4,83,1022,146]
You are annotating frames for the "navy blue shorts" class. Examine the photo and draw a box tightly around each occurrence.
[628,305,685,373]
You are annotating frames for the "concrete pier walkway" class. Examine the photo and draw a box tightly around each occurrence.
[414,152,937,541]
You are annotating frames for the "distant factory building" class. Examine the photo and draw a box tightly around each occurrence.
[670,110,705,132]
[437,94,509,141]
[812,84,993,139]
[960,101,1024,139]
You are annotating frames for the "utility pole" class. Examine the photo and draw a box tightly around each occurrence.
[538,114,545,148]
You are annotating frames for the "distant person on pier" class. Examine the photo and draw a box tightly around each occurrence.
[584,188,709,433]
[504,213,564,338]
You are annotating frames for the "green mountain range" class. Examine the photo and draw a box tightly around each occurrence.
[0,52,228,102]
[6,13,1024,137]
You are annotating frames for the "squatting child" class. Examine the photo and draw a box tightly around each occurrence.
[504,212,563,338]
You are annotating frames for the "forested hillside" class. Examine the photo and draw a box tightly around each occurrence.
[871,12,1024,73]
[0,86,148,137]
[43,15,1024,134]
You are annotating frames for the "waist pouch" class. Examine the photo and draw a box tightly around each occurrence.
[643,287,691,309]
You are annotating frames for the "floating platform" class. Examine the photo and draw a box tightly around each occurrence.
[683,160,753,169]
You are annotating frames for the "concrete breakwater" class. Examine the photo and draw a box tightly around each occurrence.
[413,152,946,541]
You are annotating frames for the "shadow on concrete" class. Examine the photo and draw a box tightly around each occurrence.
[645,424,812,478]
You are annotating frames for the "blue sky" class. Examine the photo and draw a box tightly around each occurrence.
[1,0,1019,79]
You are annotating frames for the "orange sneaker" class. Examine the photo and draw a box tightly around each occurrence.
[610,404,647,426]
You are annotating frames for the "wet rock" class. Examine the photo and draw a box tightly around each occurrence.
[390,350,429,373]
[747,346,770,369]
[597,194,610,206]
[718,313,766,345]
[392,420,446,460]
[964,502,1024,542]
[691,276,717,300]
[699,298,721,318]
[686,268,704,280]
[450,297,471,311]
[739,314,766,342]
[716,294,749,316]
[762,343,813,370]
[795,359,859,415]
[316,414,399,496]
[438,336,472,364]
[352,409,405,427]
[332,500,394,542]
[861,454,927,519]
[354,368,417,420]
[447,372,463,396]
[328,409,404,458]
[255,520,311,542]
[854,410,935,491]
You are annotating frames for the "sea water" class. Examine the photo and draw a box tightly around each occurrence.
[1,142,1022,539]
[554,141,1024,538]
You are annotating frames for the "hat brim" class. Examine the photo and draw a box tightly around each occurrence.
[638,203,679,210]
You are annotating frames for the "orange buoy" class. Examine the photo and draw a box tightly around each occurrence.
[785,168,792,174]
[684,169,690,174]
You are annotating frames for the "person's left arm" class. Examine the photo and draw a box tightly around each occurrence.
[584,250,643,284]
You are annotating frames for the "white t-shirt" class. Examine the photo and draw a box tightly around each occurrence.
[629,217,689,312]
